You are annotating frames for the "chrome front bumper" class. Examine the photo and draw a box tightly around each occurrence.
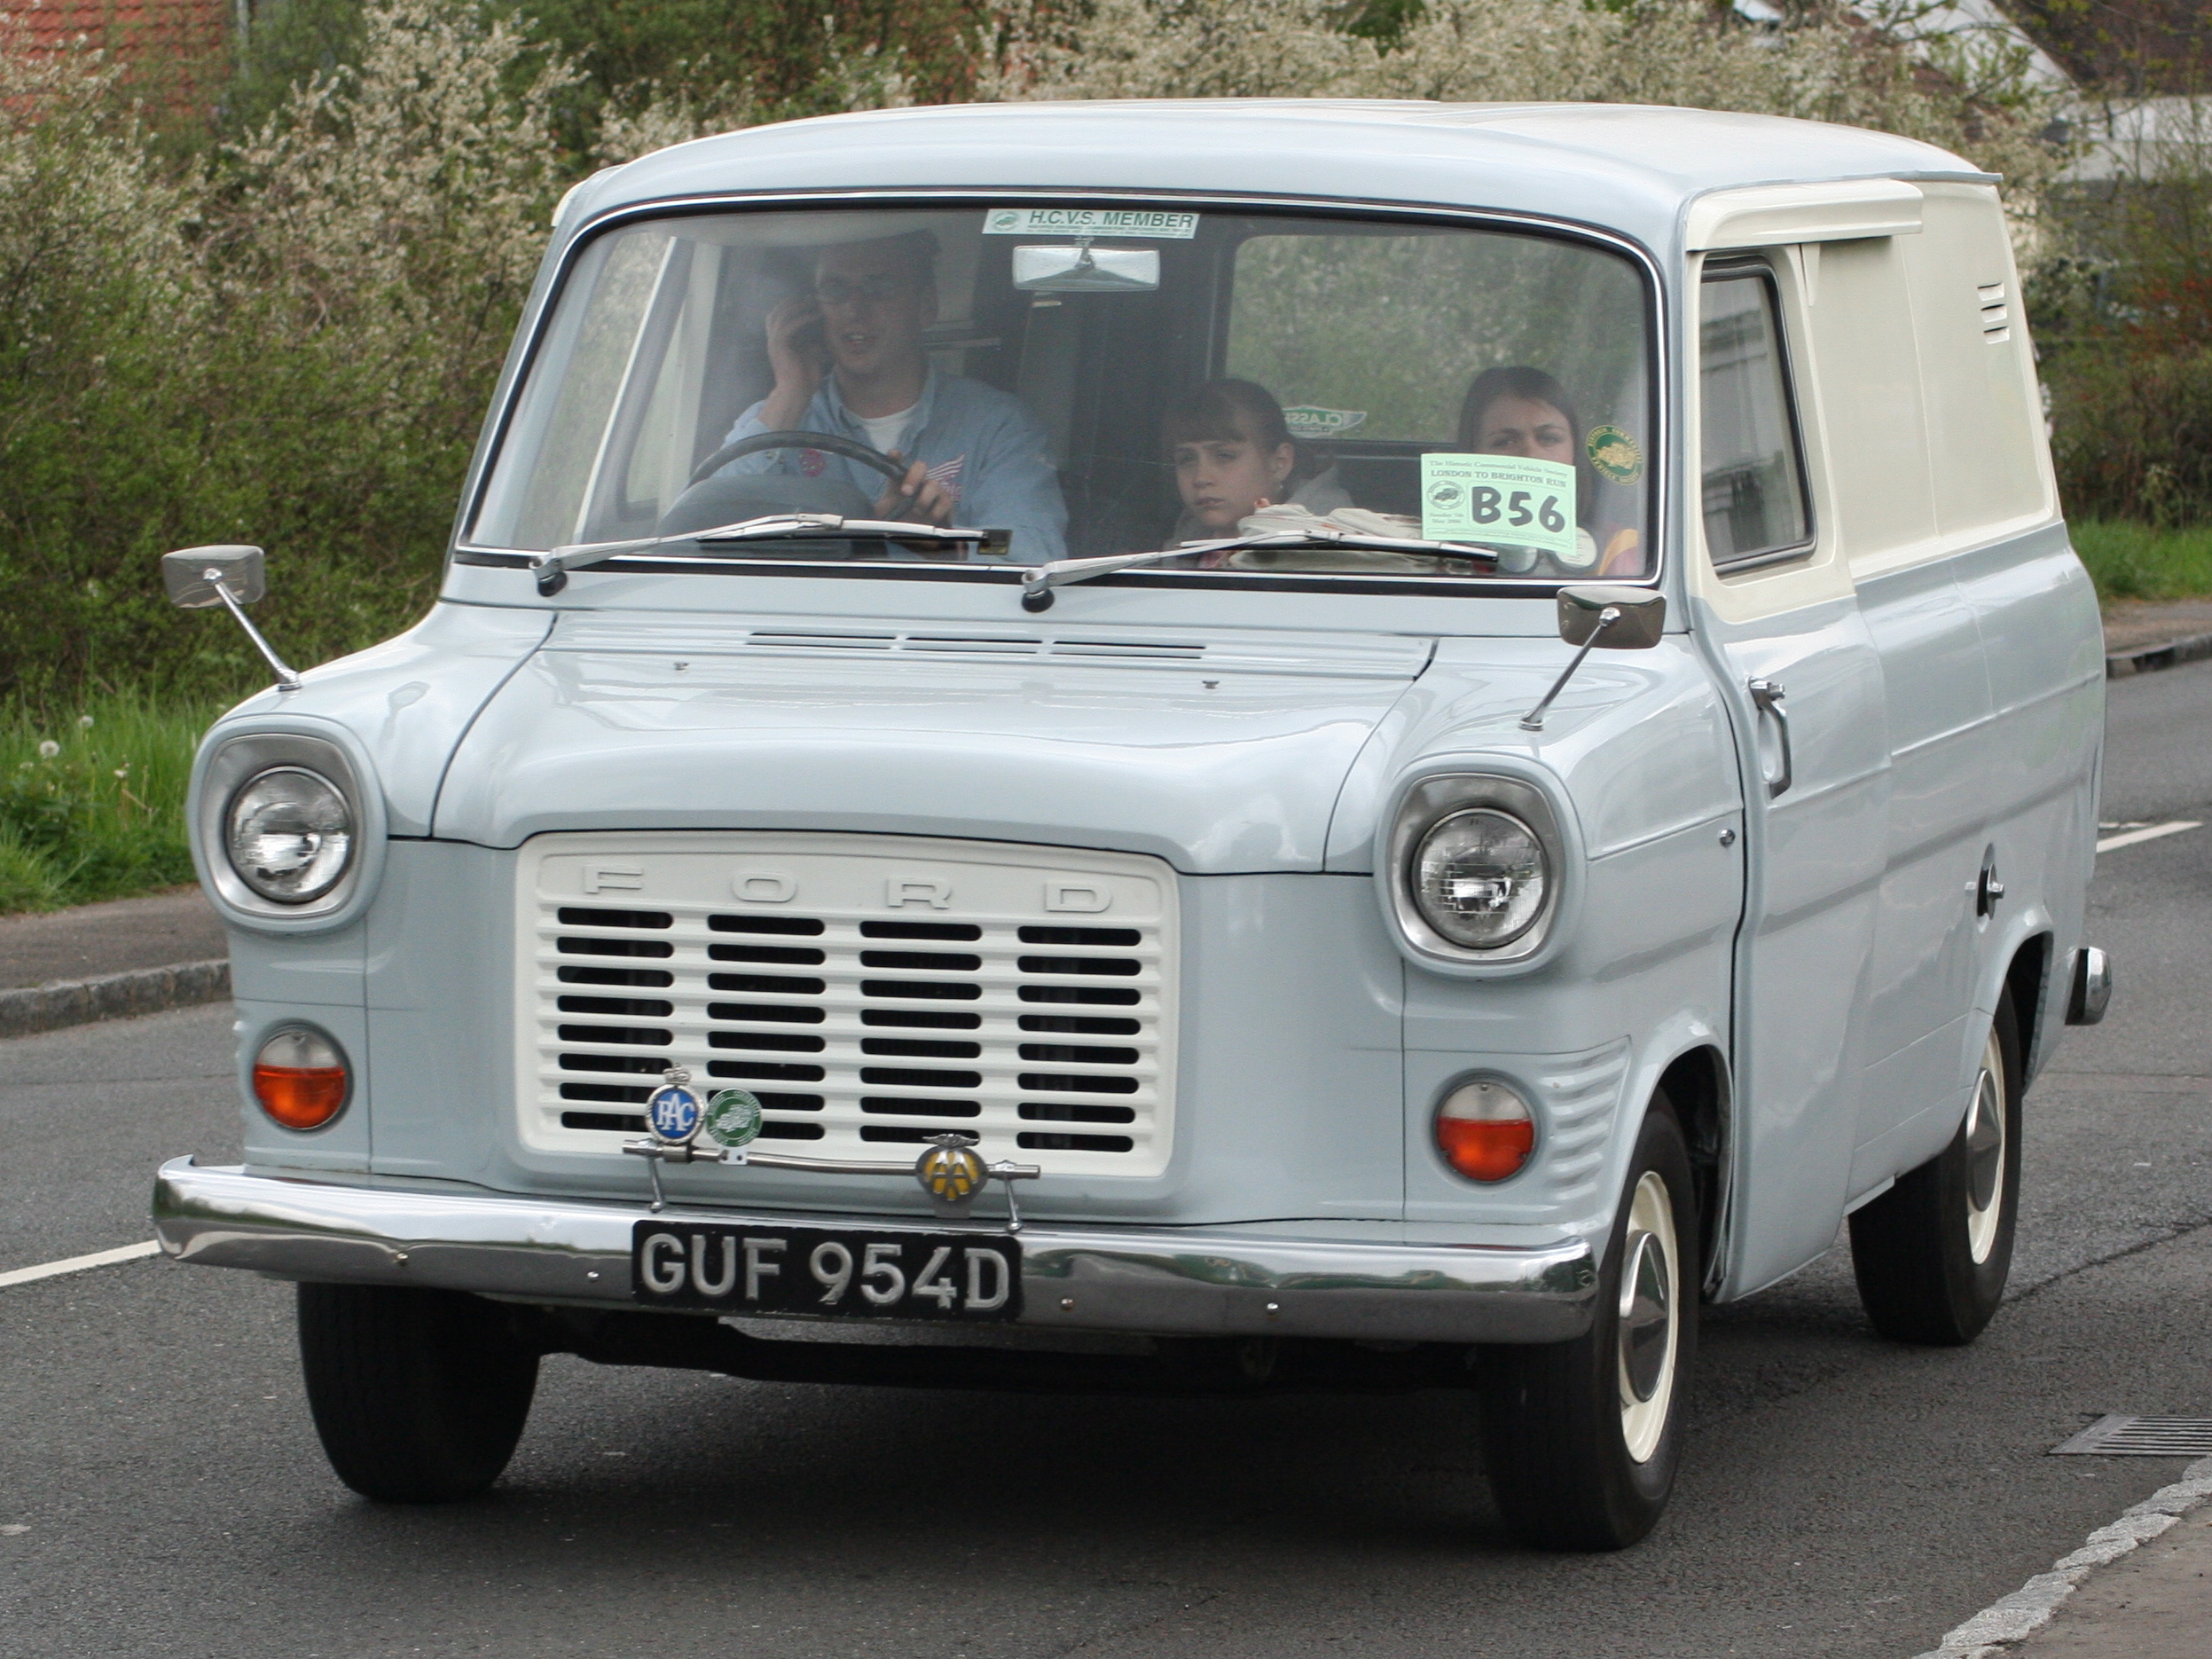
[152,1159,1596,1343]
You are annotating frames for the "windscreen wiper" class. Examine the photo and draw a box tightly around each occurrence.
[530,515,1010,595]
[1016,529,1502,612]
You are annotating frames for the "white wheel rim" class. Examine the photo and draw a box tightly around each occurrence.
[1617,1168,1679,1465]
[1965,1026,2007,1265]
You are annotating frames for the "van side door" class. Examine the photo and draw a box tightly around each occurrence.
[1685,253,1894,1298]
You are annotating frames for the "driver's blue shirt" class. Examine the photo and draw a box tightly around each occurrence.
[720,370,1066,563]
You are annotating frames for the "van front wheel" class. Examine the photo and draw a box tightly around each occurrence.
[1473,1102,1698,1551]
[1848,997,2023,1345]
[297,1283,539,1503]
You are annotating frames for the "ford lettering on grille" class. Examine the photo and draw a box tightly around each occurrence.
[518,833,1176,1178]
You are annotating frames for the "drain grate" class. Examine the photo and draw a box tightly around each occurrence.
[2051,1415,2212,1457]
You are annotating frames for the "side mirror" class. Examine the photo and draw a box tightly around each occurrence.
[162,545,266,609]
[1521,585,1668,732]
[1557,584,1665,649]
[160,544,300,691]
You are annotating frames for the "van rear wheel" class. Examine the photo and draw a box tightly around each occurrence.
[1848,997,2023,1345]
[1473,1102,1698,1551]
[297,1283,539,1503]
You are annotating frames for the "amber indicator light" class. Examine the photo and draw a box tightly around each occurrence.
[1433,1079,1535,1182]
[252,1027,349,1130]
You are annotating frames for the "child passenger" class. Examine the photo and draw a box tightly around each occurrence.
[1164,379,1350,545]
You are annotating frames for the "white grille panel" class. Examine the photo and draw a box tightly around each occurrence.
[517,834,1177,1177]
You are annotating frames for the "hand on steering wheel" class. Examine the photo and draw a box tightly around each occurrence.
[689,429,955,528]
[875,454,953,526]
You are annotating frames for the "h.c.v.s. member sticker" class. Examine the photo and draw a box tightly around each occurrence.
[984,207,1199,239]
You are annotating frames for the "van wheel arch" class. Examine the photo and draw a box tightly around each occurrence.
[2004,931,2054,1081]
[1651,1045,1728,1295]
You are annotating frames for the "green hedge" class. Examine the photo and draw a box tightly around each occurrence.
[2049,350,2212,528]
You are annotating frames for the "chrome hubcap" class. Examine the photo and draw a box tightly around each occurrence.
[1620,1232,1671,1402]
[1965,1027,2007,1264]
[1616,1169,1680,1464]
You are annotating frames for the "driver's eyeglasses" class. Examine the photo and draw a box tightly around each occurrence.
[813,274,913,306]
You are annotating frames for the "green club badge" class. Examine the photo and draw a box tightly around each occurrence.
[704,1089,765,1149]
[1586,425,1645,486]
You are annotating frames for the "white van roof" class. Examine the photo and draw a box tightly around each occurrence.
[580,99,1993,256]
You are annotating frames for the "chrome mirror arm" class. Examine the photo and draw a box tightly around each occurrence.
[1519,607,1620,731]
[208,570,302,693]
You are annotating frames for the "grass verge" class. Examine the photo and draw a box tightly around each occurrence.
[0,696,219,916]
[2073,521,2212,606]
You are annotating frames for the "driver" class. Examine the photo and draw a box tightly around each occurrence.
[717,231,1067,562]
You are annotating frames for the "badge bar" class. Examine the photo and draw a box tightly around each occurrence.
[622,1069,1042,1226]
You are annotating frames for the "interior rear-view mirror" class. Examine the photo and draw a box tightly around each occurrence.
[1012,244,1160,294]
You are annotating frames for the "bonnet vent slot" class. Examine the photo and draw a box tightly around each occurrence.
[904,634,1043,655]
[1047,638,1208,663]
[747,630,897,650]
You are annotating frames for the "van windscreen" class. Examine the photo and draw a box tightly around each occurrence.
[469,204,1655,585]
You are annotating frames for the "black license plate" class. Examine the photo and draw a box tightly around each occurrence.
[631,1220,1022,1321]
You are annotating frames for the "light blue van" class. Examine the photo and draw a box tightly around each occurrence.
[153,98,2111,1549]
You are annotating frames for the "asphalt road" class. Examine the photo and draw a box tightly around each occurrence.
[4,667,2210,1659]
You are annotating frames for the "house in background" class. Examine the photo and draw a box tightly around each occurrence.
[1,0,235,109]
[1902,0,2210,180]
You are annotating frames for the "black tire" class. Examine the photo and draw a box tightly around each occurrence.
[297,1284,539,1503]
[1849,995,2023,1346]
[1474,1102,1699,1551]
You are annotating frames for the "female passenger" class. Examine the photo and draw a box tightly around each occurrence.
[1458,366,1642,576]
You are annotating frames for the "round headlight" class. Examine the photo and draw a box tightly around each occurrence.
[225,767,354,904]
[1411,807,1549,949]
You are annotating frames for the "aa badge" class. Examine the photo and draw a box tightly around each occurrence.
[915,1133,988,1209]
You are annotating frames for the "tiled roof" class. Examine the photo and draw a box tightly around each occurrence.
[1,0,229,59]
[1,0,231,110]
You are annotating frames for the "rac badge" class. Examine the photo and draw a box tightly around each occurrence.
[644,1067,703,1145]
[915,1134,988,1207]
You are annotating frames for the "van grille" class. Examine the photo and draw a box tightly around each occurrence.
[520,836,1175,1176]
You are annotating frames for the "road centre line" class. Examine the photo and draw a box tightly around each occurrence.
[0,1239,161,1290]
[2097,820,2202,853]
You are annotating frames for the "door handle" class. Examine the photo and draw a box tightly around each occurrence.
[1748,678,1792,798]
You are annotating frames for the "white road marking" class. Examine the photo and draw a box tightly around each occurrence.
[2097,819,2203,853]
[0,1239,161,1289]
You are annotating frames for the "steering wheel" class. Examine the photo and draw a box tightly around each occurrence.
[687,429,910,490]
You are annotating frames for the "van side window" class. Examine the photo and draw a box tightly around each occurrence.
[1699,268,1812,570]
